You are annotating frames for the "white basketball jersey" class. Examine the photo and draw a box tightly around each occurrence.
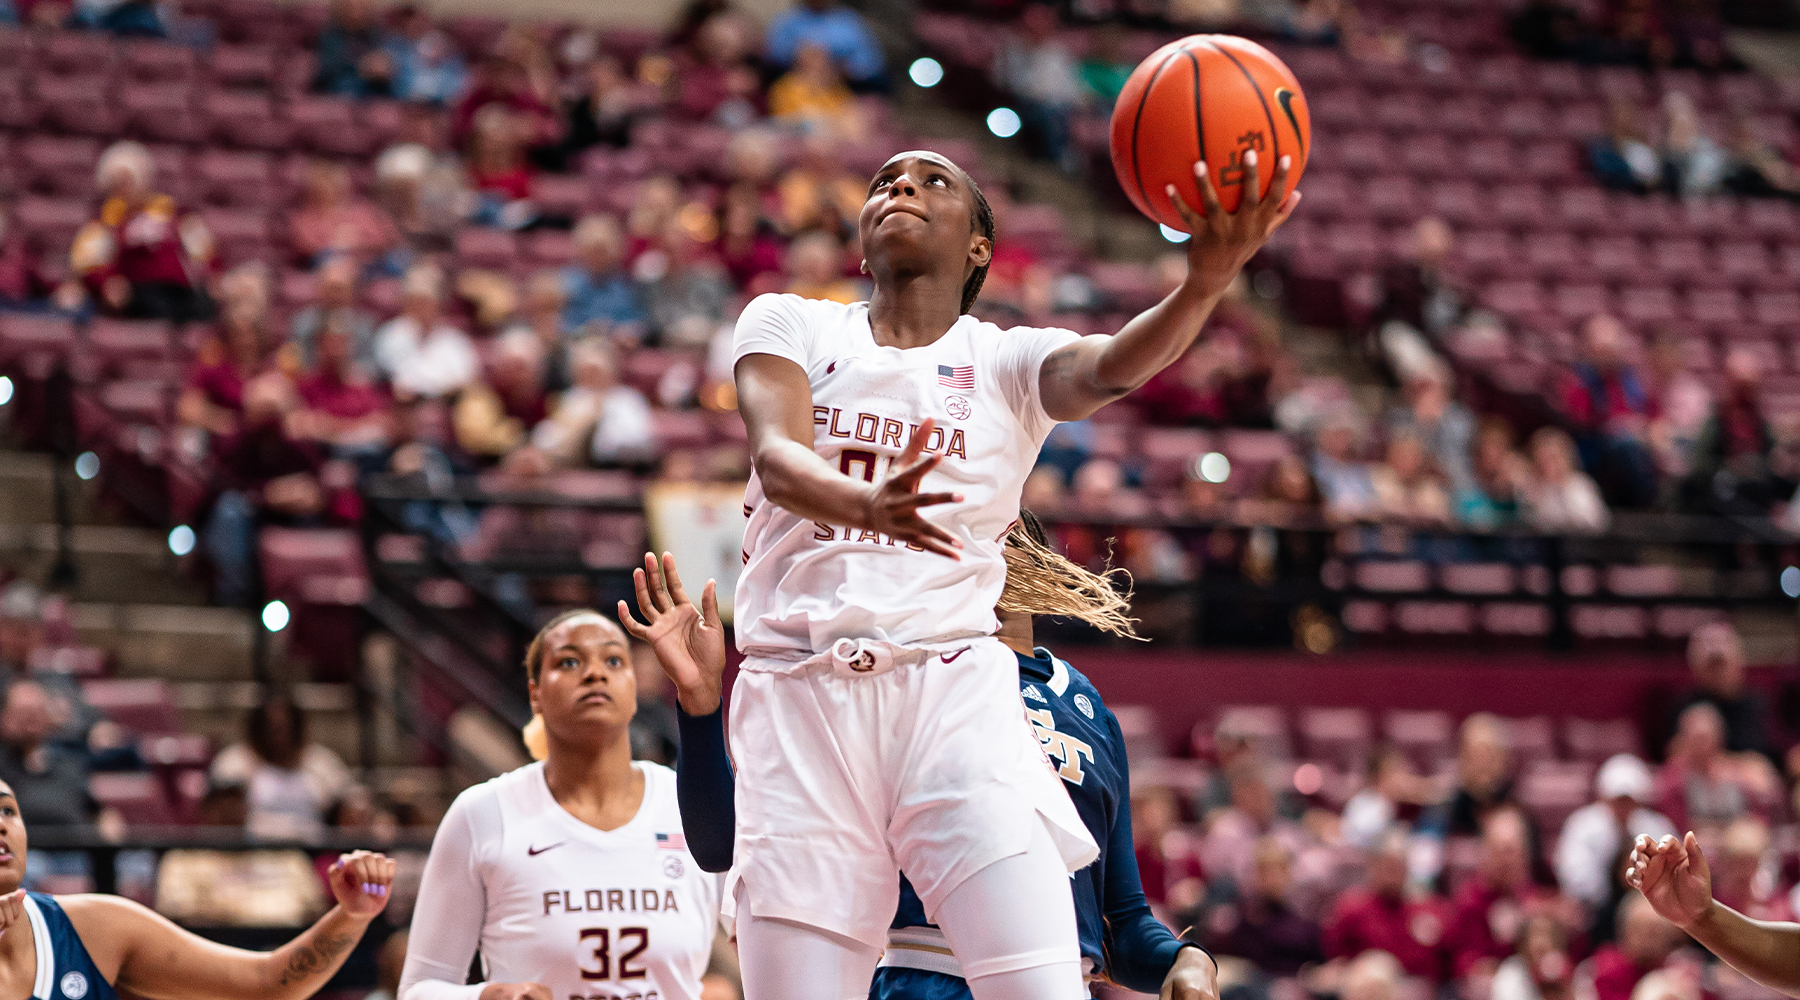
[449,762,721,1000]
[732,293,1080,657]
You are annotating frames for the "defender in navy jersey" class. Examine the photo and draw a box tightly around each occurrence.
[0,779,395,1000]
[617,519,1218,1000]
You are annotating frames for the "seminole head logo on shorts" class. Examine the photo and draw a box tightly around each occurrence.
[848,649,877,672]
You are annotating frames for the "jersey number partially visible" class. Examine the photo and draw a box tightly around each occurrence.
[839,449,879,482]
[578,927,650,981]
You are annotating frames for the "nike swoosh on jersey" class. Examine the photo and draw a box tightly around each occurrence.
[527,842,566,856]
[939,647,971,664]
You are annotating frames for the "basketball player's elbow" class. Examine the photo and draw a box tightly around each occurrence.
[693,843,734,873]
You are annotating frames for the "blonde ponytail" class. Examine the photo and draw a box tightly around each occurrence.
[998,511,1141,639]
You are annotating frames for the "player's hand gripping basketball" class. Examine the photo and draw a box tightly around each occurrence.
[1627,832,1714,929]
[327,850,396,918]
[619,551,727,715]
[863,417,964,560]
[1166,150,1298,299]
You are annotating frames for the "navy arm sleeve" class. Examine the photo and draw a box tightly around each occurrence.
[1099,712,1194,993]
[674,705,736,873]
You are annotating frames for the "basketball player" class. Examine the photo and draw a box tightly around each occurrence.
[398,610,721,1000]
[1629,832,1800,995]
[0,779,394,1000]
[617,535,1219,1000]
[726,147,1294,1000]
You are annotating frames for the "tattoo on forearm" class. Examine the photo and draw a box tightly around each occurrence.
[276,930,358,987]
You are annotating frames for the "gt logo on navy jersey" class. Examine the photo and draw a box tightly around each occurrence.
[1026,707,1094,785]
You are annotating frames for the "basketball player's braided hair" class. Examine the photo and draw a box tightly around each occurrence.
[523,607,608,683]
[957,164,995,315]
[999,510,1141,638]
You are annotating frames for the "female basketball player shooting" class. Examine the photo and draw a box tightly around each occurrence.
[399,610,721,1000]
[0,781,393,1000]
[619,537,1220,1000]
[726,146,1293,1000]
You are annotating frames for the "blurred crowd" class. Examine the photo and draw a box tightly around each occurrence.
[1588,93,1800,200]
[1125,621,1793,1000]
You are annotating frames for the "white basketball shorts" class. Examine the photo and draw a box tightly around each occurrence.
[726,636,1098,949]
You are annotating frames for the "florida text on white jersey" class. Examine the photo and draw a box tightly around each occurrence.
[399,761,722,1000]
[731,293,1080,656]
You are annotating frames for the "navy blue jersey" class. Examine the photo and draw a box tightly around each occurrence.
[673,646,1192,997]
[27,893,118,1000]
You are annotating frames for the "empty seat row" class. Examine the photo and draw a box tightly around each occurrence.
[1343,598,1728,640]
[1206,702,1643,766]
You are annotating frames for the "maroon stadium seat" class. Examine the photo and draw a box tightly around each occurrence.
[28,645,110,679]
[1618,286,1676,324]
[1563,718,1642,760]
[453,228,520,270]
[1440,563,1516,595]
[1481,602,1552,636]
[121,82,205,144]
[1491,183,1545,228]
[34,74,126,137]
[1395,600,1477,635]
[1518,761,1594,832]
[1383,709,1454,765]
[286,96,368,156]
[1686,287,1746,325]
[1553,282,1611,319]
[89,772,174,826]
[195,149,275,208]
[0,69,38,130]
[207,42,278,88]
[1501,715,1556,762]
[1299,707,1374,770]
[122,39,198,82]
[259,527,368,603]
[12,196,89,252]
[39,31,116,77]
[82,678,181,734]
[202,89,293,150]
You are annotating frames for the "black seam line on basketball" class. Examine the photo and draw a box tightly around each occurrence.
[1208,41,1282,173]
[1184,47,1205,217]
[1275,88,1306,158]
[1131,48,1182,229]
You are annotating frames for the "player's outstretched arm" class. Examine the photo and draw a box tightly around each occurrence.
[1036,151,1299,423]
[62,851,394,1000]
[737,353,964,558]
[620,551,736,871]
[1629,832,1800,996]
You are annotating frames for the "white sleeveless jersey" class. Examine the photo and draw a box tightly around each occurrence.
[732,293,1080,656]
[400,761,721,1000]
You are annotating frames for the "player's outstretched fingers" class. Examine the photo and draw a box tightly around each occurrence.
[631,564,661,623]
[660,552,692,607]
[1165,183,1204,235]
[617,599,650,640]
[700,579,721,628]
[642,552,674,613]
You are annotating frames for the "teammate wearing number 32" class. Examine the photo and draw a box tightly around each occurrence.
[398,610,722,1000]
[0,779,394,1000]
[729,146,1295,1000]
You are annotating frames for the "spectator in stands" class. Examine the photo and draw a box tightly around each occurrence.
[1509,0,1585,59]
[69,0,163,36]
[675,12,764,128]
[1686,348,1791,517]
[629,644,680,766]
[0,679,97,831]
[1325,827,1450,980]
[155,782,331,925]
[466,105,538,230]
[562,214,648,342]
[383,4,468,105]
[563,54,642,155]
[1659,93,1728,198]
[783,229,859,304]
[994,5,1084,172]
[1438,713,1526,840]
[641,220,734,347]
[375,265,478,400]
[1312,412,1380,521]
[375,141,468,257]
[719,183,786,293]
[455,329,548,461]
[1670,622,1772,760]
[1444,809,1550,983]
[1205,760,1312,891]
[452,52,562,156]
[1370,429,1453,526]
[211,691,353,841]
[1077,24,1134,106]
[769,44,862,138]
[313,0,395,97]
[290,160,401,272]
[1521,426,1611,533]
[71,141,214,322]
[0,205,53,309]
[628,175,685,247]
[525,338,655,468]
[1645,329,1711,483]
[1564,314,1657,507]
[1343,749,1430,847]
[292,314,394,463]
[1706,816,1793,921]
[764,0,886,91]
[1653,703,1776,833]
[1555,754,1675,913]
[291,257,380,371]
[1457,419,1527,529]
[1491,913,1575,1000]
[1131,338,1235,427]
[177,272,274,438]
[1725,116,1800,199]
[0,582,44,674]
[1132,784,1206,923]
[1371,217,1465,338]
[500,271,572,390]
[1589,99,1662,193]
[1208,837,1324,975]
[775,133,863,237]
[1575,895,1681,1000]
[1388,369,1475,495]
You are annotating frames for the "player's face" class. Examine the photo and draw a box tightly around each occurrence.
[529,617,638,740]
[860,152,989,285]
[0,786,25,893]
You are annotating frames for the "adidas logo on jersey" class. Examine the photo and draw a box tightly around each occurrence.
[1022,686,1047,703]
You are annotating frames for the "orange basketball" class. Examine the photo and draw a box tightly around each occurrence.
[1109,35,1310,230]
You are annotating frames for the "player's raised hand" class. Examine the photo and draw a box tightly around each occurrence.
[863,417,963,560]
[327,850,396,918]
[1167,150,1299,298]
[478,984,553,1000]
[0,888,24,941]
[1627,832,1714,929]
[619,551,727,716]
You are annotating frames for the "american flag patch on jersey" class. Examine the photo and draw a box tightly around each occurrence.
[937,364,975,389]
[656,832,686,851]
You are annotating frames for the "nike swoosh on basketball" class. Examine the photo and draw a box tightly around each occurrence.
[527,842,566,856]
